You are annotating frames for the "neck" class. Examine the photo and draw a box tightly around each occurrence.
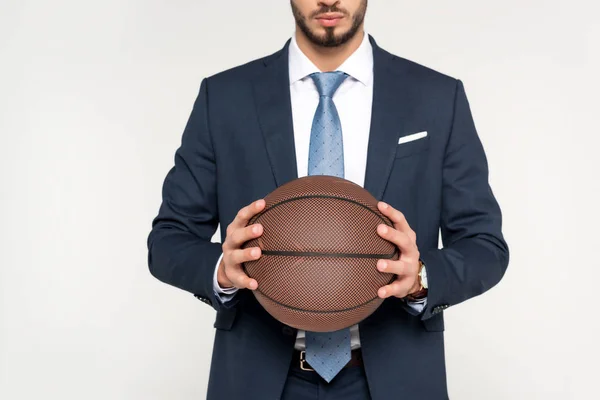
[294,28,365,72]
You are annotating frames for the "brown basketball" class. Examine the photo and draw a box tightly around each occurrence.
[242,175,398,332]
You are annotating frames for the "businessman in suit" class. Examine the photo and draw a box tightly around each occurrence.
[147,0,509,399]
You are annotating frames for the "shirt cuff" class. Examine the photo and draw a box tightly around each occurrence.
[404,297,427,314]
[213,253,239,300]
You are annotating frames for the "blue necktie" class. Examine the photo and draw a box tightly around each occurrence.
[305,71,350,383]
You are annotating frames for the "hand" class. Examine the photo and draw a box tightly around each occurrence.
[217,199,265,290]
[375,202,423,299]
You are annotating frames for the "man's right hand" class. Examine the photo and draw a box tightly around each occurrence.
[217,199,265,291]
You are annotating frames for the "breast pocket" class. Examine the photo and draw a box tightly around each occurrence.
[395,134,431,159]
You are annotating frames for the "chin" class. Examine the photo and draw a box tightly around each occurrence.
[314,27,350,40]
[299,19,359,48]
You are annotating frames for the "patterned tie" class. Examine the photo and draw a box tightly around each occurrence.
[305,71,350,383]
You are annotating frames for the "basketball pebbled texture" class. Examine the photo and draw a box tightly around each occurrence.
[242,175,398,332]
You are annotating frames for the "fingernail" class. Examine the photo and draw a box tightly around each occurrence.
[251,248,259,257]
[379,288,386,298]
[381,202,389,209]
[379,225,388,234]
[253,225,260,234]
[378,261,387,271]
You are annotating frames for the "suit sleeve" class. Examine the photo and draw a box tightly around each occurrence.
[420,79,510,320]
[147,78,238,312]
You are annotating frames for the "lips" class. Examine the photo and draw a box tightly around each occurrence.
[315,12,344,21]
[315,12,344,27]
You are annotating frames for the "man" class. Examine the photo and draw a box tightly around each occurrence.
[147,0,509,399]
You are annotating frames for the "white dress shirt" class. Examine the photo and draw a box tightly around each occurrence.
[213,31,426,350]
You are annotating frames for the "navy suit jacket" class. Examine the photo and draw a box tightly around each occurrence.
[147,35,509,400]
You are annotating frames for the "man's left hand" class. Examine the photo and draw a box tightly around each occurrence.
[375,201,422,299]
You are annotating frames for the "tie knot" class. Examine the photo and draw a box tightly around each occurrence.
[310,71,348,98]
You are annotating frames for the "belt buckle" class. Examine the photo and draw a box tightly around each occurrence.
[299,351,314,372]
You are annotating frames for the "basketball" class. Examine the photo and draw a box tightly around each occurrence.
[242,175,398,332]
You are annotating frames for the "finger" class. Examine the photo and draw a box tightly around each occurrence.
[226,263,258,290]
[230,199,266,232]
[378,277,414,299]
[378,202,414,236]
[377,258,408,276]
[228,247,262,266]
[377,224,416,255]
[229,223,263,248]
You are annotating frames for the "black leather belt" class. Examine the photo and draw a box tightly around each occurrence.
[292,349,363,372]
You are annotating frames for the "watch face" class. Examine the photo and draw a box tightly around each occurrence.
[421,266,428,289]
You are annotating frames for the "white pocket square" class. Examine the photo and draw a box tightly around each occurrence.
[398,131,428,144]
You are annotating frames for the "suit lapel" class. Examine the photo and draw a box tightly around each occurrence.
[363,36,415,200]
[252,40,299,188]
[253,36,415,197]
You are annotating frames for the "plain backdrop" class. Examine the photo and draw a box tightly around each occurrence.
[1,0,599,399]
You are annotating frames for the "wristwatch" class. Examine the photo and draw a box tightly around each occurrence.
[407,260,428,300]
[418,259,428,290]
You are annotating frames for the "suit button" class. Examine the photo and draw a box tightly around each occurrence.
[432,304,449,314]
[282,326,295,336]
[432,306,444,314]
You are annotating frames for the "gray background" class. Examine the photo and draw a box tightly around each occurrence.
[1,0,599,398]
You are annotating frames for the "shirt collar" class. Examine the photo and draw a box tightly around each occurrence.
[288,31,373,87]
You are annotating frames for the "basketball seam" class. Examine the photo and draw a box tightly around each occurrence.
[249,194,391,226]
[254,279,393,314]
[261,250,397,259]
